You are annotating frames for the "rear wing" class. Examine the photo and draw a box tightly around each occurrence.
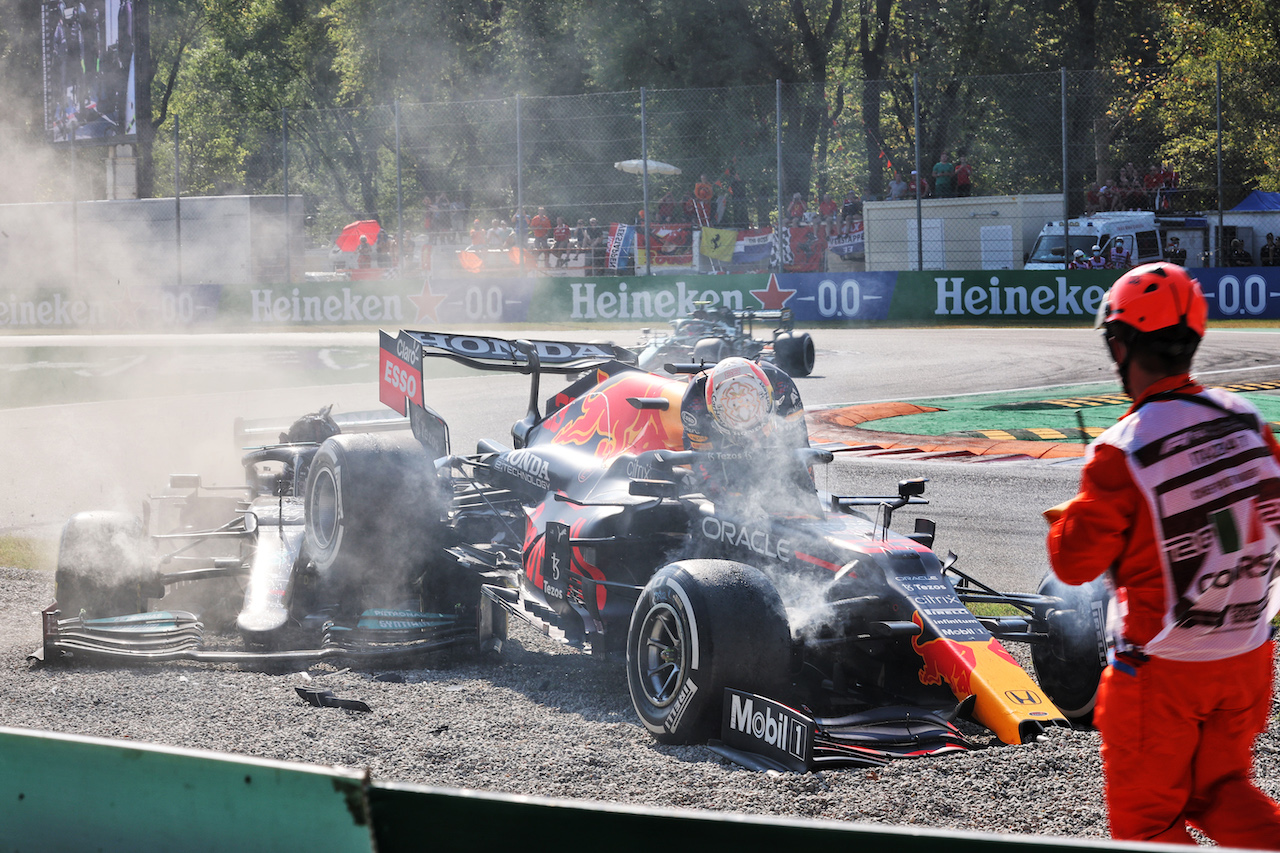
[378,330,635,417]
[732,307,793,324]
[234,409,409,449]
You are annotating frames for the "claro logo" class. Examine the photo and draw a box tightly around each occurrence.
[396,336,421,367]
[700,517,792,561]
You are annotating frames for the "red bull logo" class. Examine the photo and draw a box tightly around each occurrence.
[912,611,978,698]
[911,611,1058,744]
[521,510,608,610]
[549,374,684,459]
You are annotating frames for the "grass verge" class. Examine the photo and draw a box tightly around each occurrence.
[0,535,56,572]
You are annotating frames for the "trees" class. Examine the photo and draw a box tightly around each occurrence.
[5,0,1276,224]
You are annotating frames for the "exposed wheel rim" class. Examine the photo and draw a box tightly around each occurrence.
[635,601,689,708]
[310,468,339,550]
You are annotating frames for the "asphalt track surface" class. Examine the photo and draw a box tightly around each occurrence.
[2,325,1278,598]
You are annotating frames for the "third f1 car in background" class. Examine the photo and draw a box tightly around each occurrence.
[635,305,816,376]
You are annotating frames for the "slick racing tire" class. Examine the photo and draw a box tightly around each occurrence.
[627,560,792,744]
[692,338,726,366]
[55,511,157,619]
[304,432,449,607]
[772,332,815,377]
[1031,572,1109,725]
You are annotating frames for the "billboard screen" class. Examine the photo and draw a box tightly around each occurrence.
[41,0,139,143]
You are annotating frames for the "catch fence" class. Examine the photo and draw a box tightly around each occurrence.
[26,66,1265,287]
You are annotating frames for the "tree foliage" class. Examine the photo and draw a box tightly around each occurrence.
[3,0,1277,217]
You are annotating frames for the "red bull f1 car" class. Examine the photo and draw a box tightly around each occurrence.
[34,330,1106,771]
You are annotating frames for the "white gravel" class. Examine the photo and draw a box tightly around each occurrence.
[5,562,1280,841]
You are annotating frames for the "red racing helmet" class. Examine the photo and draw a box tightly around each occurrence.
[705,357,774,435]
[1095,262,1208,338]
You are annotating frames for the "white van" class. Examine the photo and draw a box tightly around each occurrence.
[1024,213,1163,269]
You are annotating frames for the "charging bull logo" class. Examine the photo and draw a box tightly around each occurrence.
[912,613,979,698]
[911,611,1060,744]
[521,508,608,611]
[549,375,683,459]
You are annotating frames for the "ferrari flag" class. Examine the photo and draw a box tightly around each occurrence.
[701,227,737,262]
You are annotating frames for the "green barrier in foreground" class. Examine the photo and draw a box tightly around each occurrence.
[2,726,1166,853]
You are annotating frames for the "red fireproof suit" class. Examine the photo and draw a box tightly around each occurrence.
[1047,373,1280,847]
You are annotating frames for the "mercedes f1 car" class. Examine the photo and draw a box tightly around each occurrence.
[635,305,816,377]
[34,330,1106,770]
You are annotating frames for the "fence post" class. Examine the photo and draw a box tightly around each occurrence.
[515,94,524,266]
[70,141,79,289]
[1215,61,1223,268]
[775,79,783,271]
[913,72,922,272]
[174,115,182,287]
[283,107,291,284]
[395,101,403,272]
[641,87,651,276]
[1061,68,1069,270]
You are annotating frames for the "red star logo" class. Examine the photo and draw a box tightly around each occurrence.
[409,279,449,323]
[749,274,796,310]
[111,289,146,327]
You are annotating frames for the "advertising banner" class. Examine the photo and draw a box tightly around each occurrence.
[5,266,1278,331]
[526,271,897,325]
[885,268,1280,323]
[0,283,222,330]
[235,276,540,326]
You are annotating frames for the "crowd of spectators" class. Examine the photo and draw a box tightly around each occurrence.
[1085,162,1180,213]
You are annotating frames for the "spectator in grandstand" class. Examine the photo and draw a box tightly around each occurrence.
[1118,162,1143,209]
[572,219,587,262]
[400,233,416,270]
[376,230,392,268]
[486,218,505,246]
[682,193,698,222]
[658,191,676,224]
[887,171,909,200]
[932,152,956,198]
[583,217,606,275]
[356,235,373,269]
[955,155,975,197]
[449,197,467,242]
[693,175,714,224]
[907,171,930,199]
[1144,165,1164,209]
[786,192,807,225]
[1085,182,1103,214]
[552,216,572,268]
[510,208,531,245]
[530,206,552,266]
[1164,236,1187,266]
[431,193,452,243]
[1098,183,1120,211]
[840,190,863,220]
[818,193,839,227]
[1261,233,1278,266]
